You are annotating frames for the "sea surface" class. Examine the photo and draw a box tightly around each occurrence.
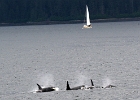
[0,21,140,100]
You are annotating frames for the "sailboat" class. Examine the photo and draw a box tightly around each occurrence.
[82,5,92,29]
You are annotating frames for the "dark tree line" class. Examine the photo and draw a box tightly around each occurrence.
[0,0,140,23]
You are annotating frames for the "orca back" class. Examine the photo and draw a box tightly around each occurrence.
[42,87,55,92]
[71,85,85,90]
[104,85,116,88]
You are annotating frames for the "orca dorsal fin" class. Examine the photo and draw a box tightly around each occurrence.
[91,79,94,86]
[66,81,71,90]
[37,83,42,90]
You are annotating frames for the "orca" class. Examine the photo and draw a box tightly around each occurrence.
[86,79,94,89]
[36,83,59,93]
[66,81,85,90]
[102,85,116,89]
[86,79,101,89]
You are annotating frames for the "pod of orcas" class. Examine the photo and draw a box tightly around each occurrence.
[35,79,116,93]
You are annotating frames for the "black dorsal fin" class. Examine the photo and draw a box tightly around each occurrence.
[66,81,71,90]
[37,83,42,90]
[91,79,94,86]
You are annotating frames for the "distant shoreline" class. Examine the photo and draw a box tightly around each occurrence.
[0,17,140,26]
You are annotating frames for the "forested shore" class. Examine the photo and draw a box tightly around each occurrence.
[0,0,140,24]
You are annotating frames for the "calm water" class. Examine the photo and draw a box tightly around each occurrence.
[0,21,140,100]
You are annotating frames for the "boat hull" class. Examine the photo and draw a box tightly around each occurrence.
[82,25,92,29]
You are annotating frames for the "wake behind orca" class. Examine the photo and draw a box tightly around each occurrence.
[66,81,85,90]
[36,83,59,93]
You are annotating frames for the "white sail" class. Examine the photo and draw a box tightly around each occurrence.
[86,5,90,25]
[82,5,92,29]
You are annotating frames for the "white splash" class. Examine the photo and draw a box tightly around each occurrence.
[75,74,88,86]
[102,77,112,88]
[54,87,59,91]
[39,73,55,87]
